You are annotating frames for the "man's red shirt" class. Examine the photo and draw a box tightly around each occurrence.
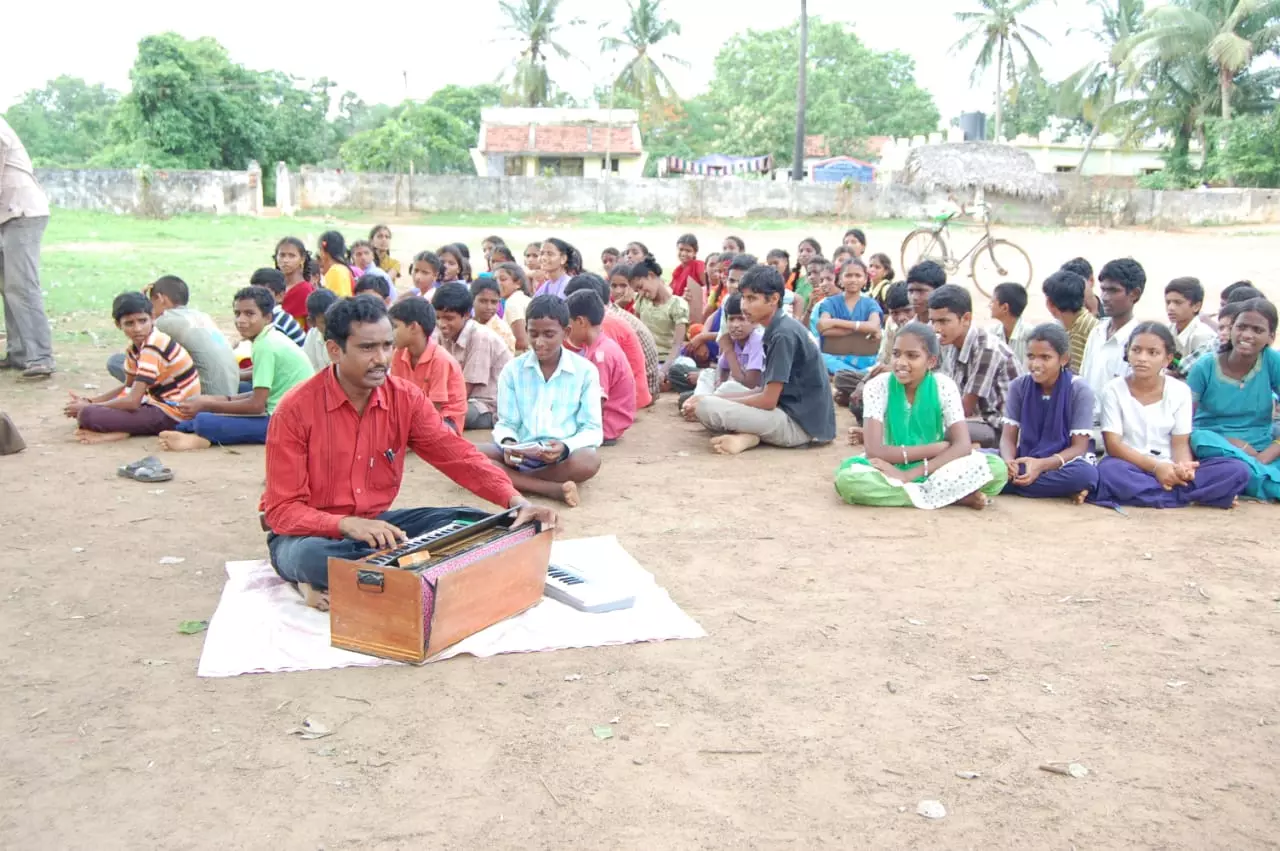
[262,367,518,538]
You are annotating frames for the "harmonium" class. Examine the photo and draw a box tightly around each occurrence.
[329,508,552,663]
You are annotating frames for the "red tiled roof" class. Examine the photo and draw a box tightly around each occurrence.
[482,124,640,155]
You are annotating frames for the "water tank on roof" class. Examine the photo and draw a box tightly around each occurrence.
[959,112,987,142]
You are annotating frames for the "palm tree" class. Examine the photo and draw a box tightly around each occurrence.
[499,0,577,107]
[600,0,687,118]
[1059,0,1146,170]
[953,0,1050,141]
[1127,0,1280,121]
[791,0,809,182]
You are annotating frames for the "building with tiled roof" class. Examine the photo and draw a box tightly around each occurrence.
[470,108,648,178]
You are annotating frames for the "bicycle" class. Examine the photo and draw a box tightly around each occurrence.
[899,203,1032,298]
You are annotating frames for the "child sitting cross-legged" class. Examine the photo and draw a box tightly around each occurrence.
[565,288,636,445]
[471,276,518,353]
[1089,322,1250,509]
[685,292,764,406]
[1164,276,1218,379]
[387,296,467,433]
[434,282,513,430]
[63,292,201,444]
[353,273,393,306]
[302,289,339,373]
[249,268,306,346]
[681,264,835,455]
[480,295,603,506]
[834,321,1008,510]
[157,286,313,451]
[998,323,1099,502]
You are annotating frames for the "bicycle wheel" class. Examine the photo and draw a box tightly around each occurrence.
[970,239,1032,298]
[900,229,949,274]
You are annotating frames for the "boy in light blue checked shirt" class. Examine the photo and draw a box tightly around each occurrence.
[481,295,603,506]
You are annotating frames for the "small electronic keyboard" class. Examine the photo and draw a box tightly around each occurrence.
[544,562,636,613]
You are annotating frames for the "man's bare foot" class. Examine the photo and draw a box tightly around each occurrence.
[847,426,864,446]
[75,429,130,445]
[1071,490,1089,505]
[710,433,761,455]
[957,491,989,511]
[298,582,330,611]
[560,481,580,508]
[157,430,212,452]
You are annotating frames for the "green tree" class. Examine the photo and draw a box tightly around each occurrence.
[340,104,474,174]
[952,0,1049,141]
[705,19,939,164]
[2,76,120,167]
[1059,0,1146,170]
[600,0,687,122]
[995,69,1057,138]
[102,33,271,169]
[498,0,579,107]
[1216,111,1280,186]
[260,74,337,169]
[425,84,504,136]
[1129,0,1280,121]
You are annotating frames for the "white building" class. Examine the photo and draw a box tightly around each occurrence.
[470,108,648,179]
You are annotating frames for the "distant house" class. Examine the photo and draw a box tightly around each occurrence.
[800,135,892,182]
[471,108,647,178]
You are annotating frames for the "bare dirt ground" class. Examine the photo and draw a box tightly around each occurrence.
[3,222,1280,850]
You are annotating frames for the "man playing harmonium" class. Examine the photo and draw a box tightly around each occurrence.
[261,295,558,610]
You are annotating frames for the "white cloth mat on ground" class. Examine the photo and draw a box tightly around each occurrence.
[196,535,705,677]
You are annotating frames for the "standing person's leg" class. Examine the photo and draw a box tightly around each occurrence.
[159,412,272,450]
[694,396,810,453]
[76,404,175,443]
[0,216,54,376]
[1182,456,1251,508]
[106,353,128,384]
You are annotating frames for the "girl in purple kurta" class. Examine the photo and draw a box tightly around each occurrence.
[998,323,1099,500]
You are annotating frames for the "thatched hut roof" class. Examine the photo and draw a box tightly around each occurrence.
[902,143,1059,201]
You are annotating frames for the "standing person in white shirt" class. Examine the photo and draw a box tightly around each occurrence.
[1080,258,1147,424]
[1089,322,1250,509]
[0,117,54,379]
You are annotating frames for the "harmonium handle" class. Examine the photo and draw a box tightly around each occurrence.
[356,569,386,593]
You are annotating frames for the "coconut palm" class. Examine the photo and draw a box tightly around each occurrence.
[499,0,578,107]
[1128,0,1280,121]
[953,0,1050,141]
[1059,0,1146,170]
[600,0,687,117]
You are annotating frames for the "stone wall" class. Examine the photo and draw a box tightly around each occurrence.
[29,164,1280,229]
[36,166,262,217]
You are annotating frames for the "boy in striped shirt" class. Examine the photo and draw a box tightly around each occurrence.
[63,291,200,443]
[250,268,306,346]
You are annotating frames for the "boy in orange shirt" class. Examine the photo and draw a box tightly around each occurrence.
[388,297,467,432]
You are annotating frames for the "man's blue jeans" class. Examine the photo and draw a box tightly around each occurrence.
[267,506,487,589]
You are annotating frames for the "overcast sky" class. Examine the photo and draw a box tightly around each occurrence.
[4,0,1102,121]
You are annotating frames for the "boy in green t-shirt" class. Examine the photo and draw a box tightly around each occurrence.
[158,286,313,450]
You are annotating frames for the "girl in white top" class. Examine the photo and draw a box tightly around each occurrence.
[1090,322,1249,509]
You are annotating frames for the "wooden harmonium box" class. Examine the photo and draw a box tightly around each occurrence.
[329,508,552,663]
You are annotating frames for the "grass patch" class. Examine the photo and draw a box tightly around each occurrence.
[41,210,335,321]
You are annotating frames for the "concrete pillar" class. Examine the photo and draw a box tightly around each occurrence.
[247,160,263,215]
[276,162,294,215]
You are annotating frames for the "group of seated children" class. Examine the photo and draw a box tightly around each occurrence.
[64,224,1280,518]
[832,252,1277,512]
